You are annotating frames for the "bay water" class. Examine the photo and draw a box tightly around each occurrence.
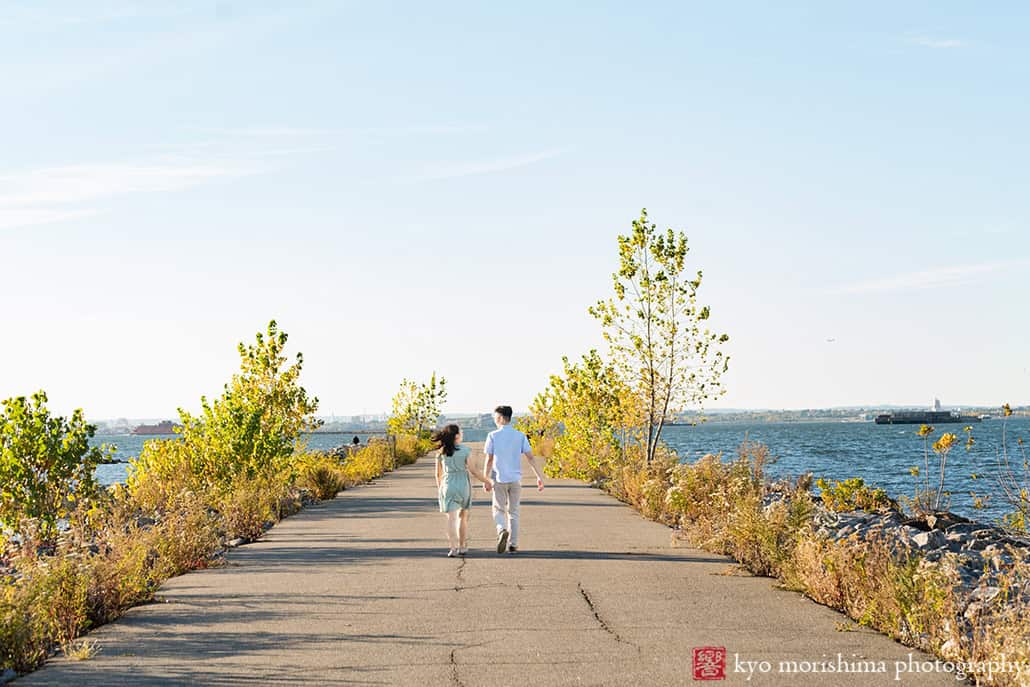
[93,419,1029,522]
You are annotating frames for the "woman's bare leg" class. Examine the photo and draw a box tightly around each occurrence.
[445,511,460,551]
[458,509,470,549]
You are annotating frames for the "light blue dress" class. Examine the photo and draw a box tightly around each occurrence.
[437,445,472,513]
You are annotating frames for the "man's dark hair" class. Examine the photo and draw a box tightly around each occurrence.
[494,405,513,422]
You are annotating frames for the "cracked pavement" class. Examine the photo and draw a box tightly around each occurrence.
[16,443,954,686]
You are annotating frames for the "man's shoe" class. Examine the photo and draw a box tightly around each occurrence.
[507,546,518,554]
[496,530,510,554]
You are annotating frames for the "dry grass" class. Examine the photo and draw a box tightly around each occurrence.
[62,638,100,661]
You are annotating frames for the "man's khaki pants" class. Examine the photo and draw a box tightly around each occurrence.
[492,481,522,547]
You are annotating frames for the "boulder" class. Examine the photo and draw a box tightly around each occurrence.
[911,530,946,550]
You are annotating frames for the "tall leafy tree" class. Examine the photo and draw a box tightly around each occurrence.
[387,372,447,438]
[589,209,729,463]
[415,372,447,437]
[131,320,320,496]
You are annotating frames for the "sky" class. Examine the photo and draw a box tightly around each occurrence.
[1,1,1028,419]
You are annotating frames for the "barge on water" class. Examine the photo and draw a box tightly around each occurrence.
[874,411,981,425]
[875,397,981,425]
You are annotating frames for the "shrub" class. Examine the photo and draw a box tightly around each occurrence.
[816,477,895,513]
[129,321,319,503]
[0,577,50,673]
[32,557,91,649]
[0,392,106,545]
[520,351,642,482]
[341,441,395,485]
[394,434,432,465]
[298,456,345,501]
[125,438,199,514]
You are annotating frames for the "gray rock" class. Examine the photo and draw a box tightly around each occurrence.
[945,523,979,536]
[964,537,991,551]
[969,586,1001,603]
[227,537,247,547]
[943,535,966,553]
[911,530,946,550]
[0,668,15,685]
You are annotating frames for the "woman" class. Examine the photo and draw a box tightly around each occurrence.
[433,424,492,557]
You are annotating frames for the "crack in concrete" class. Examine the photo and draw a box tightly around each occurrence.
[454,557,467,591]
[449,648,466,687]
[447,642,490,687]
[577,582,638,652]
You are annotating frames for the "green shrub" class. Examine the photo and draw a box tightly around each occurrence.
[341,441,395,484]
[130,321,319,504]
[816,477,895,513]
[0,577,50,673]
[214,479,277,543]
[299,456,345,500]
[394,434,432,465]
[32,557,91,649]
[0,391,106,545]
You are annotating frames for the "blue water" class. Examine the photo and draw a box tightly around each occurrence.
[92,421,1028,522]
[660,418,1029,521]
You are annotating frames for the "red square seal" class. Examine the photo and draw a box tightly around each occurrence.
[692,646,726,681]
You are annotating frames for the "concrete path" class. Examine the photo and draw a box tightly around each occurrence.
[17,444,954,686]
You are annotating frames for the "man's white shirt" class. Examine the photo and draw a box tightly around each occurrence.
[484,424,532,483]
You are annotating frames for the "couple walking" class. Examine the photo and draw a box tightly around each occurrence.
[433,405,545,557]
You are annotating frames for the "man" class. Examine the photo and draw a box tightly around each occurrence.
[483,405,544,554]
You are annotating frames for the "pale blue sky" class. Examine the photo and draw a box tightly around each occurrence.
[1,1,1027,418]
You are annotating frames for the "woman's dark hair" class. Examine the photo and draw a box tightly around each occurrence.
[432,424,461,457]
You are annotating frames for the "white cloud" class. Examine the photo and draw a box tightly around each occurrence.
[0,3,191,27]
[414,148,567,181]
[0,161,257,208]
[904,32,967,49]
[0,157,261,230]
[208,123,489,138]
[832,259,1029,295]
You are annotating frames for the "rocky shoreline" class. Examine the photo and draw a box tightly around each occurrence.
[802,499,1029,654]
